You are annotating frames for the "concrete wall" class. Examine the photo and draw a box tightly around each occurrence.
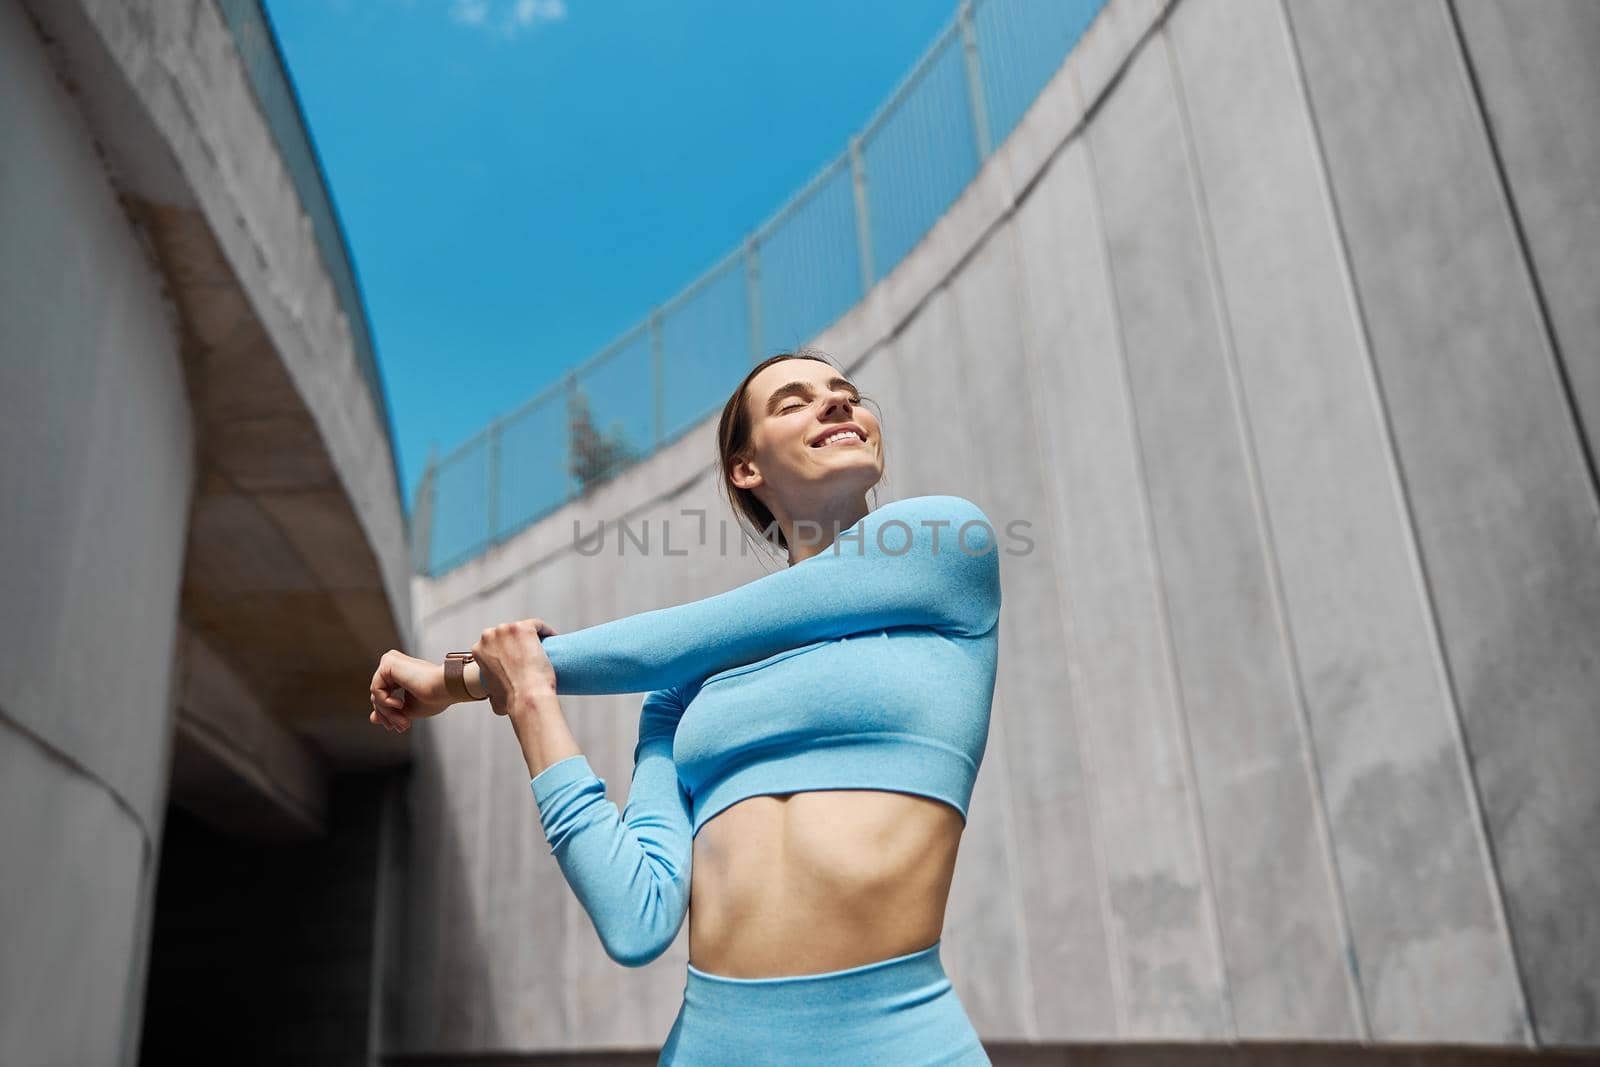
[0,2,193,1063]
[2,0,417,1063]
[400,0,1599,1058]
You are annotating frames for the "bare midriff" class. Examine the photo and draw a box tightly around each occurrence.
[686,789,966,979]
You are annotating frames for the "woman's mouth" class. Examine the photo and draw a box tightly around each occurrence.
[811,429,866,448]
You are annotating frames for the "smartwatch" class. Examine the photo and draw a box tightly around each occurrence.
[443,652,486,702]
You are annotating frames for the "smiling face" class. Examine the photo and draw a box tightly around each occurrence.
[727,357,884,515]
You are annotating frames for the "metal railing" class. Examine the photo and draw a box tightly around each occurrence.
[217,0,405,515]
[414,0,1108,577]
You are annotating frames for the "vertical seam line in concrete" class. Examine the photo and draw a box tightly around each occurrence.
[1442,0,1600,523]
[1280,0,1535,1043]
[942,278,1041,1040]
[1000,207,1106,1041]
[1274,0,1391,1033]
[1430,0,1546,1041]
[1081,64,1228,1038]
[1062,106,1134,1039]
[1125,21,1235,1041]
[1163,7,1365,1040]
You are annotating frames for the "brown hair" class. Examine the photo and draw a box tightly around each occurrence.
[715,346,886,555]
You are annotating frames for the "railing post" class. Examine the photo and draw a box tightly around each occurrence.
[485,418,501,552]
[848,134,874,295]
[649,311,664,447]
[744,234,763,365]
[958,0,992,161]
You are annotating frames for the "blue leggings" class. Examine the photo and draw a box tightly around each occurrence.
[658,939,991,1065]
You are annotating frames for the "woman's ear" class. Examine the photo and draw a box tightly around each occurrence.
[729,453,762,491]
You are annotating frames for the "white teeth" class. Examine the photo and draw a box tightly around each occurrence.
[816,430,862,447]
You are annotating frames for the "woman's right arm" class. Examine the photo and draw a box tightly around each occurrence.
[517,686,693,968]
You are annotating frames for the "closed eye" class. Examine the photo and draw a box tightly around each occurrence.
[781,395,861,413]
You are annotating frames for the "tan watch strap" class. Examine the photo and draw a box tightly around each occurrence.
[443,652,479,702]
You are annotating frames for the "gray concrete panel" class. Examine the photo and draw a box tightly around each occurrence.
[0,719,147,1067]
[884,286,1034,1037]
[1453,0,1600,493]
[389,639,493,1053]
[433,709,490,1050]
[949,222,1119,1040]
[1082,37,1241,1041]
[1010,136,1151,1041]
[0,0,192,835]
[1288,0,1600,1045]
[1,8,192,1062]
[1168,0,1523,1041]
[880,289,981,499]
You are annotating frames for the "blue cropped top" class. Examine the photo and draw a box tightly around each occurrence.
[525,494,1002,966]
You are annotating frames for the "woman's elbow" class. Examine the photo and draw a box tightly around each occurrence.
[600,887,688,967]
[603,928,677,968]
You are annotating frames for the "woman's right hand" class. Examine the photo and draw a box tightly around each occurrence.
[368,650,453,733]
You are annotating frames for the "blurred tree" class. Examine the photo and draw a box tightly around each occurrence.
[567,386,638,494]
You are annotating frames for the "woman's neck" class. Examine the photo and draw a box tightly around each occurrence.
[781,493,872,566]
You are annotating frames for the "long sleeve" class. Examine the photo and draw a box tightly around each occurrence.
[529,686,692,967]
[539,494,1001,696]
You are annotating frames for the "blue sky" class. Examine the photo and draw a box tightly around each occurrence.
[262,0,961,514]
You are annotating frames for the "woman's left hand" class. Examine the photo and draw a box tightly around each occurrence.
[471,618,560,716]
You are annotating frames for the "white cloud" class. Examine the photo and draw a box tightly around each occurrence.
[450,0,565,38]
[450,0,489,26]
[512,0,566,26]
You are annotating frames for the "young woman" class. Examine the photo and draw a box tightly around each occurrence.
[369,350,1002,1064]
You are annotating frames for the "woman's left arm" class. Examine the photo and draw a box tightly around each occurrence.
[535,494,1002,696]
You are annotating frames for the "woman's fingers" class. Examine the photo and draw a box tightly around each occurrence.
[370,701,408,733]
[368,660,408,733]
[369,663,395,726]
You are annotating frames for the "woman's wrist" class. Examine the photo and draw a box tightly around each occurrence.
[505,690,581,778]
[506,687,559,719]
